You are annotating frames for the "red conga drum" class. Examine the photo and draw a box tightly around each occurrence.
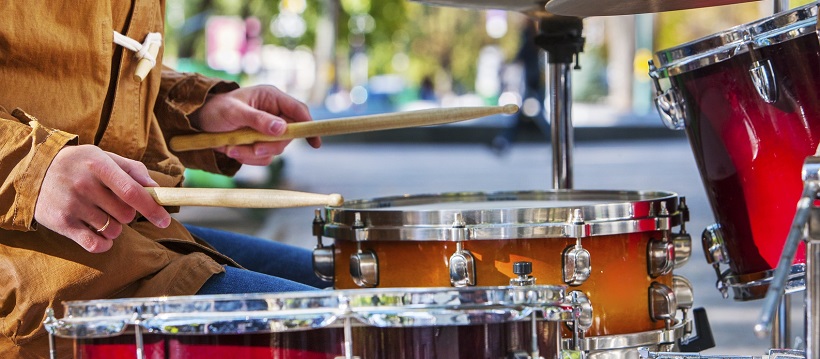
[651,3,820,300]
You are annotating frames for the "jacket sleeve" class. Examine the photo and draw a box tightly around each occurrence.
[154,67,241,175]
[0,108,78,231]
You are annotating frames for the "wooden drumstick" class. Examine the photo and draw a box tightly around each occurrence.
[145,187,344,208]
[169,104,519,152]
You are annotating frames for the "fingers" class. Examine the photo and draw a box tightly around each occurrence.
[255,86,313,125]
[241,107,288,136]
[101,153,171,229]
[41,206,116,253]
[222,141,291,166]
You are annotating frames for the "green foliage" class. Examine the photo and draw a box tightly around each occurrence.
[165,0,522,93]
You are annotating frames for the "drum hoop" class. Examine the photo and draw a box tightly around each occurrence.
[721,263,806,300]
[654,2,818,77]
[566,319,688,351]
[48,285,569,338]
[324,190,681,241]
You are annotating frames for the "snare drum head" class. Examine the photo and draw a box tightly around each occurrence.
[324,190,681,242]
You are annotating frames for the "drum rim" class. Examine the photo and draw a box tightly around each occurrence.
[654,1,818,77]
[323,189,683,241]
[49,285,569,338]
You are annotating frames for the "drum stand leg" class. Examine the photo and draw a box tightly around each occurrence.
[533,16,584,190]
[771,298,790,349]
[807,232,819,359]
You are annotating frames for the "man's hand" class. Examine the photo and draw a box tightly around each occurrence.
[189,85,321,166]
[34,145,172,253]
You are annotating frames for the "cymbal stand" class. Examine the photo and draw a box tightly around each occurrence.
[756,155,820,358]
[533,16,584,189]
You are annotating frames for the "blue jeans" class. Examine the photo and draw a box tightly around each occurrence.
[185,225,330,294]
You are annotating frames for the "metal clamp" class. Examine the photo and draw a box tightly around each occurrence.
[749,59,778,104]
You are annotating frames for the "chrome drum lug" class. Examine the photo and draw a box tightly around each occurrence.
[672,232,692,269]
[349,250,379,287]
[449,247,476,287]
[648,238,675,278]
[672,275,694,310]
[649,282,677,322]
[563,243,591,286]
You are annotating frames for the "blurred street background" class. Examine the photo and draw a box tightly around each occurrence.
[166,0,813,355]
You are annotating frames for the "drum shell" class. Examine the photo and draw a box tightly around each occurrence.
[334,231,674,337]
[668,31,820,279]
[73,330,343,358]
[71,321,560,358]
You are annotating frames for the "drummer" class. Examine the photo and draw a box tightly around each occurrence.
[0,3,328,357]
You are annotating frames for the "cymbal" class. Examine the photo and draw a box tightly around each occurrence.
[546,0,758,17]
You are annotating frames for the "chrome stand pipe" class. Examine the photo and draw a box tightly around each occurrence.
[533,16,584,190]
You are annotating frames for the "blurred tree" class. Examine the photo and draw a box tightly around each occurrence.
[165,0,522,98]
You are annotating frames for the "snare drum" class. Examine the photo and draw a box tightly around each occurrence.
[45,286,569,359]
[313,190,694,342]
[651,3,820,300]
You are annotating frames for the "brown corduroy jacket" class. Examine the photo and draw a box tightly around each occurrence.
[0,2,246,357]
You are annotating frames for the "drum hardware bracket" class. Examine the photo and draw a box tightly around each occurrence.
[312,209,335,282]
[678,308,716,353]
[565,291,593,352]
[449,213,476,287]
[647,234,675,278]
[745,36,779,104]
[672,197,692,269]
[510,261,537,286]
[131,308,146,359]
[638,347,803,359]
[673,231,692,269]
[350,213,379,287]
[701,224,732,298]
[648,282,678,326]
[648,60,686,130]
[43,308,58,359]
[563,209,591,286]
[350,249,379,287]
[450,242,476,287]
[563,240,591,286]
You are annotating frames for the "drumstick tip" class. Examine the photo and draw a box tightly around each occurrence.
[328,193,344,206]
[501,104,519,114]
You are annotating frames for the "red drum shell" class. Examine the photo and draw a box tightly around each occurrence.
[668,31,820,278]
[72,321,559,358]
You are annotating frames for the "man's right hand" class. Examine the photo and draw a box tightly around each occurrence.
[34,145,172,253]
